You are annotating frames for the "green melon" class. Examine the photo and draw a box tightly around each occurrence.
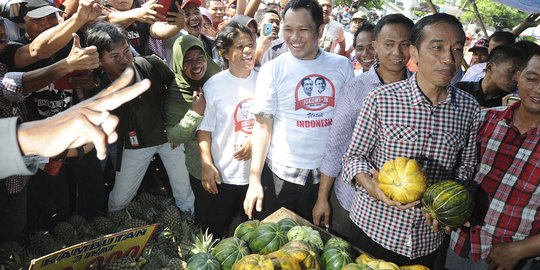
[249,222,288,255]
[422,180,474,227]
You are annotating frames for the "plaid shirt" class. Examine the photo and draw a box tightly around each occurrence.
[342,73,480,259]
[0,63,29,194]
[450,103,540,261]
[267,158,321,185]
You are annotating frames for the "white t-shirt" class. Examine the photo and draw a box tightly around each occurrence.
[253,50,354,169]
[320,19,345,53]
[198,70,258,185]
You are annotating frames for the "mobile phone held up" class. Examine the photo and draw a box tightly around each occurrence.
[156,0,183,21]
[263,23,273,36]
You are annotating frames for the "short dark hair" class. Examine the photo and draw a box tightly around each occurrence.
[215,21,253,69]
[487,45,524,65]
[353,22,375,48]
[85,22,128,57]
[314,77,325,85]
[255,7,280,24]
[373,14,413,40]
[301,77,312,86]
[513,40,540,54]
[282,0,323,31]
[520,48,540,71]
[488,31,515,46]
[411,13,465,48]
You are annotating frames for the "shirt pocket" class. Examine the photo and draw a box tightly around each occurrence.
[382,124,419,149]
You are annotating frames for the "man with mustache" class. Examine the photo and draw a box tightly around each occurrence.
[341,13,480,268]
[313,13,414,238]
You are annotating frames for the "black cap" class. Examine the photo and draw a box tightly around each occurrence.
[25,0,63,18]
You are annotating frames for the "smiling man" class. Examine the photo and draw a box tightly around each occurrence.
[243,0,354,221]
[341,13,480,268]
[447,49,540,270]
[313,13,414,238]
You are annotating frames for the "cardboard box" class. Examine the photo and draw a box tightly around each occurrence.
[262,207,367,257]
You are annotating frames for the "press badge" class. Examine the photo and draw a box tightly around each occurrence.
[128,131,140,147]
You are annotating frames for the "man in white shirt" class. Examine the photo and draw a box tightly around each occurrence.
[243,0,354,221]
[318,0,345,55]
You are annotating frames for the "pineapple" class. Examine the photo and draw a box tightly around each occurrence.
[107,209,130,225]
[91,216,116,235]
[167,257,186,270]
[104,256,139,270]
[68,215,89,231]
[29,231,57,257]
[52,221,77,246]
[158,205,182,228]
[188,229,217,257]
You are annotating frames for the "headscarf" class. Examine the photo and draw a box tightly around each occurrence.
[169,35,220,101]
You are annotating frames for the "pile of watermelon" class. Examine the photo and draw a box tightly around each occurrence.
[185,218,429,270]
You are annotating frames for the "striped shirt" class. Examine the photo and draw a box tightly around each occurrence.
[320,63,412,211]
[342,73,480,259]
[450,103,540,261]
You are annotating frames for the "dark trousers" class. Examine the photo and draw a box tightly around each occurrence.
[349,221,439,269]
[189,174,210,226]
[26,150,106,232]
[0,184,27,243]
[254,163,319,222]
[204,183,248,238]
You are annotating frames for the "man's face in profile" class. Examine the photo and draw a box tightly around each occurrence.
[302,79,313,96]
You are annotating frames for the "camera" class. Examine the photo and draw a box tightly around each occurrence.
[0,0,27,24]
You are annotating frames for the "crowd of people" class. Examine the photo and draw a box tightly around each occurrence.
[0,0,539,268]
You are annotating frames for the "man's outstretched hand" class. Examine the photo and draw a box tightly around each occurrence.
[17,68,150,160]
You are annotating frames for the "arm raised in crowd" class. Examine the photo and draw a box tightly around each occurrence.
[243,0,260,18]
[149,2,185,39]
[106,0,165,27]
[22,33,98,94]
[14,0,101,70]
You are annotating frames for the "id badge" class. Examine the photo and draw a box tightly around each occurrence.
[129,131,140,147]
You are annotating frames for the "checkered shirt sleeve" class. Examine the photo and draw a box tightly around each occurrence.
[342,74,480,259]
[450,103,540,260]
[267,159,321,186]
[0,63,29,193]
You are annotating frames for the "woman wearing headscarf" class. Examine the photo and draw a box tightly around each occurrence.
[164,35,220,224]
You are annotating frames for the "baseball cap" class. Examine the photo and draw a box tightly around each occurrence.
[470,39,488,52]
[351,10,368,21]
[25,0,63,18]
[199,7,212,25]
[181,0,202,9]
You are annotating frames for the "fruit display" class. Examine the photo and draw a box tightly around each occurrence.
[422,180,474,227]
[1,199,436,270]
[378,157,428,204]
[0,192,200,270]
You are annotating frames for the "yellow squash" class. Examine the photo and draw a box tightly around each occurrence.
[378,157,427,204]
